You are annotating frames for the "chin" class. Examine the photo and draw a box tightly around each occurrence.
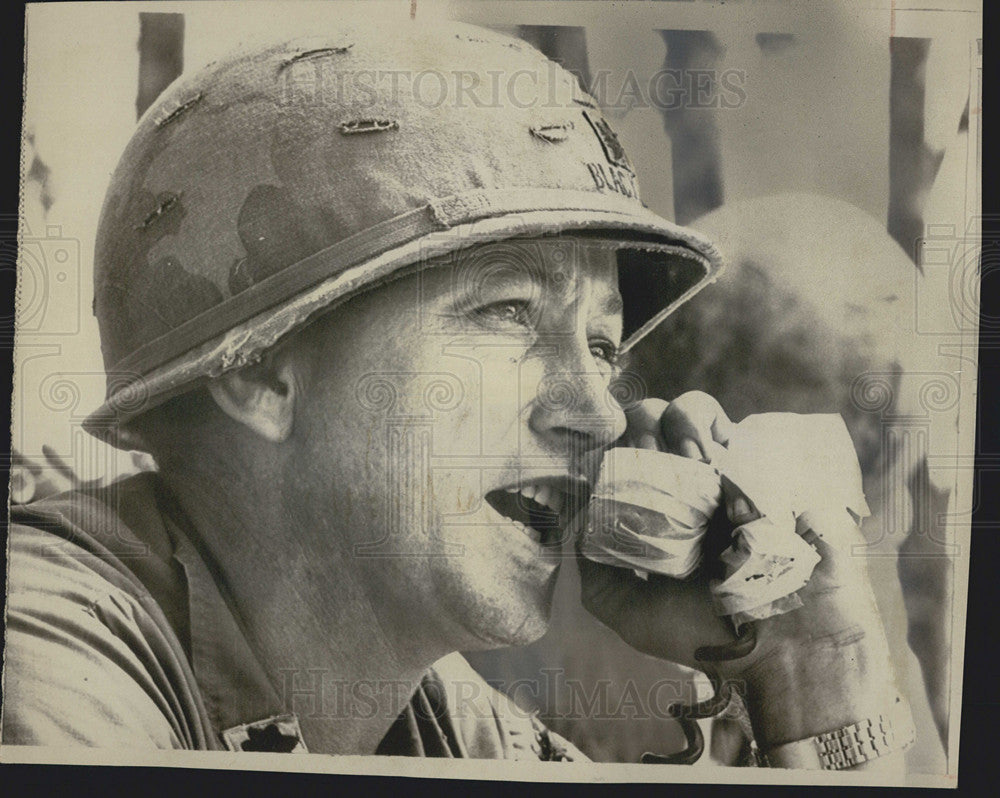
[464,612,551,651]
[432,547,561,651]
[461,584,557,650]
[506,614,552,647]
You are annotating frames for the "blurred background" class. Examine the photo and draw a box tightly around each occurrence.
[12,0,981,775]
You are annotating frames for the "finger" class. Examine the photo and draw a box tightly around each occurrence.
[659,406,702,457]
[677,438,703,461]
[9,468,37,504]
[43,445,83,488]
[576,551,642,630]
[624,399,668,449]
[631,573,737,667]
[710,419,732,447]
[577,550,735,667]
[797,512,871,587]
[635,433,661,451]
[720,475,761,525]
[11,448,42,476]
[798,510,868,557]
[659,392,732,463]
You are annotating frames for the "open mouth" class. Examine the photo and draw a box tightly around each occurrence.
[484,481,591,548]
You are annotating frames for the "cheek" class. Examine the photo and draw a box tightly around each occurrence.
[293,338,541,532]
[422,347,535,451]
[416,351,533,525]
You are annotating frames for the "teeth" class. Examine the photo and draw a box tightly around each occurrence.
[548,491,564,514]
[510,482,567,515]
[533,485,551,509]
[511,518,539,542]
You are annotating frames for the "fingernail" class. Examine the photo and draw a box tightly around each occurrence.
[680,439,702,460]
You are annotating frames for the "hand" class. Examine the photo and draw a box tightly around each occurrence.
[578,392,900,756]
[620,394,732,464]
[11,446,104,504]
[10,446,154,505]
[577,392,738,668]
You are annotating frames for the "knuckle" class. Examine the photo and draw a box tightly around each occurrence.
[678,390,716,409]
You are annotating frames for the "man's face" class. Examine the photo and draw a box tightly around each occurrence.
[285,236,628,653]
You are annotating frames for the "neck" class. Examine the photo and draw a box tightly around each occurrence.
[159,456,447,754]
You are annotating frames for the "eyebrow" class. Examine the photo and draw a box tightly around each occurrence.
[434,248,625,317]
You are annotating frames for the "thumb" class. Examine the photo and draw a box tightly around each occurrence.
[659,392,733,463]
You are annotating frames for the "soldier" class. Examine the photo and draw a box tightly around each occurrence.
[4,21,909,769]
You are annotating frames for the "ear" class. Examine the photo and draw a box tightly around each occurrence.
[207,351,299,443]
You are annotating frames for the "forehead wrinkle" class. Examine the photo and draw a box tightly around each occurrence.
[418,237,625,322]
[528,240,623,340]
[600,291,624,316]
[577,241,624,325]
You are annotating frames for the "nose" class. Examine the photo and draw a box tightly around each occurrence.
[527,344,628,460]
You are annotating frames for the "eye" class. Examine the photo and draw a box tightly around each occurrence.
[471,300,533,328]
[589,338,621,372]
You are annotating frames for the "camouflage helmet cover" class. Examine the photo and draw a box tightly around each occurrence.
[86,20,723,444]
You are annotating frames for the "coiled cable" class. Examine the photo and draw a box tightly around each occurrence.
[640,623,757,765]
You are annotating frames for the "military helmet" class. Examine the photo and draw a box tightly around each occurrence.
[85,20,723,446]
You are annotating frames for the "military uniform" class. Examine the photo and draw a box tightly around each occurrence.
[4,474,583,759]
[5,22,720,758]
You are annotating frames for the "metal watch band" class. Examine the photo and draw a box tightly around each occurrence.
[756,696,915,770]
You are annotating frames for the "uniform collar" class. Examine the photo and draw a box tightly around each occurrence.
[147,474,463,755]
[155,482,291,744]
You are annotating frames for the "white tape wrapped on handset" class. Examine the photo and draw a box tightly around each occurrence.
[580,413,870,623]
[581,447,722,579]
[711,413,870,623]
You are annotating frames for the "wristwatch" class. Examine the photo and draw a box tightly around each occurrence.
[756,696,916,770]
